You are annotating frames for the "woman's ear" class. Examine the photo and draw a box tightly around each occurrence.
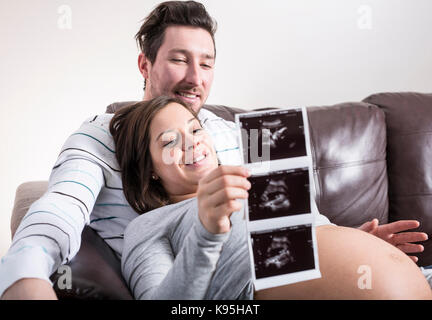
[151,173,159,180]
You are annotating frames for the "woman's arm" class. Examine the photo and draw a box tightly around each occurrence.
[122,165,251,300]
[122,211,231,300]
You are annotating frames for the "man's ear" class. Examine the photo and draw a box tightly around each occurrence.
[138,53,150,79]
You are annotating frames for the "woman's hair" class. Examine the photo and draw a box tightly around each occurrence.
[109,95,198,214]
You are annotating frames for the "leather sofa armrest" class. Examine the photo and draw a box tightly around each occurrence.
[50,225,133,300]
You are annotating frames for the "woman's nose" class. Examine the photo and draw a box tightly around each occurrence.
[182,133,200,151]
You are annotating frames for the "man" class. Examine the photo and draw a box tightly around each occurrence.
[0,1,428,299]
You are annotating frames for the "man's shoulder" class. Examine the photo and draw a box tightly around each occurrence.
[198,108,223,121]
[58,113,116,163]
[198,108,235,129]
[73,113,114,140]
[80,113,114,127]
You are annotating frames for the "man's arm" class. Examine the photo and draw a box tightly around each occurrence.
[0,158,105,299]
[358,219,428,262]
[1,279,57,300]
[0,116,112,299]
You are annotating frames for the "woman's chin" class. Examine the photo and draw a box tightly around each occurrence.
[186,166,213,180]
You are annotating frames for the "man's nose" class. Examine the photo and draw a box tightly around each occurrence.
[185,62,201,86]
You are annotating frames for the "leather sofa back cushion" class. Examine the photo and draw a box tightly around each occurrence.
[307,102,388,227]
[106,101,389,228]
[363,92,432,266]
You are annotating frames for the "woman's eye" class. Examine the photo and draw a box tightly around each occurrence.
[163,139,177,147]
[192,128,203,134]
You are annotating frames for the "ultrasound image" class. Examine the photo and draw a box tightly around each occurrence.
[248,168,310,221]
[251,225,315,279]
[239,109,307,163]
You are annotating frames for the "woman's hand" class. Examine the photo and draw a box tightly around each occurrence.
[197,165,251,234]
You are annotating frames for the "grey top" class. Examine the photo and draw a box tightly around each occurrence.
[121,197,332,300]
[121,198,253,300]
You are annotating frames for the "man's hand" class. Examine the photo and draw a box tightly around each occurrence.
[1,278,58,300]
[358,219,428,263]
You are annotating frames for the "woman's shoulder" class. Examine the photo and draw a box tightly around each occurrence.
[124,198,197,236]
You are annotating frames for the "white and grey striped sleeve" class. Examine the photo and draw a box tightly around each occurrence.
[0,114,114,297]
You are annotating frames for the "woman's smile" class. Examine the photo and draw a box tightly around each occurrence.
[184,150,210,168]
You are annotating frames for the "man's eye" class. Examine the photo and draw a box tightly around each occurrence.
[172,58,186,63]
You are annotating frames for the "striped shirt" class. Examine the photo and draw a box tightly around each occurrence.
[0,108,242,296]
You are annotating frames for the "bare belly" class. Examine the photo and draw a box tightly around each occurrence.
[254,225,432,300]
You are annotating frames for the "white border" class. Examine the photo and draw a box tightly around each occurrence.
[235,106,322,291]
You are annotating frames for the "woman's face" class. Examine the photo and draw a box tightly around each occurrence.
[149,102,219,198]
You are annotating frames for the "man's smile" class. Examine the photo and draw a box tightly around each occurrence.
[175,90,201,106]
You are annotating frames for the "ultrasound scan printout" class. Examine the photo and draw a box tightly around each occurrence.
[235,107,321,291]
[251,224,315,279]
[248,168,310,221]
[238,108,307,164]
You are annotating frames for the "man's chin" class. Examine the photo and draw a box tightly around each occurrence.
[174,94,203,112]
[184,101,203,113]
[190,103,203,113]
[185,102,203,113]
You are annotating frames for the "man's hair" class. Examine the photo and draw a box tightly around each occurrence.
[136,1,217,82]
[109,96,199,214]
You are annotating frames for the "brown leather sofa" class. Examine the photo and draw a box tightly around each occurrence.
[10,91,432,299]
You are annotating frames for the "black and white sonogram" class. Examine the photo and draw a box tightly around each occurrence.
[248,168,310,221]
[239,109,306,164]
[251,224,315,279]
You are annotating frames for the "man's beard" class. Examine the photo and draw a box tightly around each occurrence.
[147,83,204,112]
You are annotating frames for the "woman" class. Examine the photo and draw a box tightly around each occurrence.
[110,96,432,300]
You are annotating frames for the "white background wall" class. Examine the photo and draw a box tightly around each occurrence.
[0,0,431,258]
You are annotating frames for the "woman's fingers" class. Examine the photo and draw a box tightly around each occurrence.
[214,200,244,216]
[206,187,249,208]
[201,174,251,196]
[200,165,249,185]
[198,196,245,234]
[197,165,251,234]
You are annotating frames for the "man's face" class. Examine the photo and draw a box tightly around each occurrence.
[140,26,215,113]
